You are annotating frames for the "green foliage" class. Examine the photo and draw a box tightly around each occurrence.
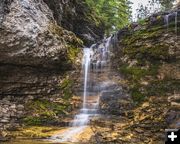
[85,0,132,34]
[158,0,175,10]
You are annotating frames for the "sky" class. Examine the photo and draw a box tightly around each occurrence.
[130,0,150,20]
[130,0,179,20]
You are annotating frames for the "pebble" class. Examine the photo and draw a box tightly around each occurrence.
[10,104,16,109]
[0,119,9,123]
[17,105,24,110]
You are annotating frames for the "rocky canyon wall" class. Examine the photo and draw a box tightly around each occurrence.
[0,0,103,136]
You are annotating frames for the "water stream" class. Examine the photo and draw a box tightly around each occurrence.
[164,11,178,35]
[49,37,113,143]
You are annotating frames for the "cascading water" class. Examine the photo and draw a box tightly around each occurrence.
[164,14,169,30]
[82,48,92,109]
[164,11,178,35]
[71,48,95,128]
[175,12,178,35]
[49,36,112,143]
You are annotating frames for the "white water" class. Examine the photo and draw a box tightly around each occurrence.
[175,12,178,35]
[164,14,169,30]
[164,11,178,35]
[82,48,92,109]
[49,36,112,143]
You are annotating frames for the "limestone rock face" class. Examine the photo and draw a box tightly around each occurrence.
[112,8,180,133]
[0,0,82,134]
[43,0,105,46]
[0,0,81,68]
[0,0,82,96]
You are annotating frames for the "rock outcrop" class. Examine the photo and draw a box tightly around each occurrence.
[0,0,84,137]
[43,0,105,46]
[90,8,180,144]
[0,0,83,97]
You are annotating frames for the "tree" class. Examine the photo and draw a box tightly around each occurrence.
[85,0,132,34]
[136,5,149,20]
[136,0,176,20]
[159,0,176,10]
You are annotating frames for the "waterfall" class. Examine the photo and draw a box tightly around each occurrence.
[82,48,91,109]
[49,36,113,143]
[175,12,178,36]
[164,11,178,35]
[164,14,169,30]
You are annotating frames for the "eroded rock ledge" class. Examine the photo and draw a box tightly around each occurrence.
[0,0,84,138]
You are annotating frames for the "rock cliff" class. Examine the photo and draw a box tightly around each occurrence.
[90,8,180,143]
[43,0,105,46]
[0,0,83,98]
[0,0,103,137]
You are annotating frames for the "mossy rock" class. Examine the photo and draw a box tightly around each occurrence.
[60,76,74,100]
[131,87,145,103]
[67,44,81,63]
[145,79,180,96]
[123,44,170,61]
[119,64,159,81]
[24,99,71,126]
[49,23,83,47]
[11,126,62,138]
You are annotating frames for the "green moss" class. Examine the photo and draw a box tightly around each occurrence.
[49,23,83,46]
[122,28,163,45]
[145,79,180,96]
[119,64,160,104]
[24,99,70,125]
[118,16,178,105]
[131,87,145,103]
[119,64,158,81]
[60,76,74,100]
[120,65,148,80]
[23,116,53,126]
[141,44,169,60]
[67,44,81,63]
[11,126,62,138]
[123,44,169,61]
